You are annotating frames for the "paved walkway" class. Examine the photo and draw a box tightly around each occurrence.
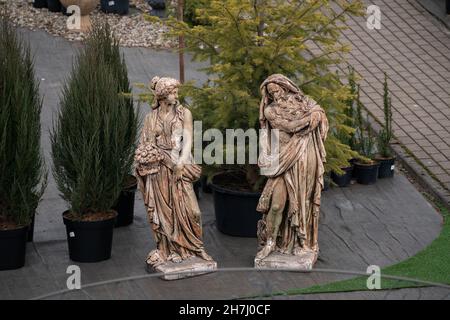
[0,28,445,300]
[340,0,450,205]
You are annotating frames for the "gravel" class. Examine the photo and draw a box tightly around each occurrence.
[2,0,176,49]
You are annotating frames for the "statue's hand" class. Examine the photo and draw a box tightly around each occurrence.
[310,111,322,130]
[174,164,185,181]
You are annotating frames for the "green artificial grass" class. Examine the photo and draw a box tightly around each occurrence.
[255,200,450,298]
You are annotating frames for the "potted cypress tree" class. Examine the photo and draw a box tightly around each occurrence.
[86,21,139,227]
[0,11,47,270]
[332,67,360,187]
[51,22,138,262]
[375,73,395,179]
[154,0,364,237]
[353,86,380,185]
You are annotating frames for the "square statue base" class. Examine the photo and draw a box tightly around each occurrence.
[147,256,217,281]
[254,251,318,270]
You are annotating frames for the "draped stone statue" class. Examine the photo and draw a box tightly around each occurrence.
[135,76,216,280]
[255,74,329,270]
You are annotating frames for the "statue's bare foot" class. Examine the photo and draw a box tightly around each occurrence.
[168,252,183,263]
[256,238,275,260]
[146,249,165,267]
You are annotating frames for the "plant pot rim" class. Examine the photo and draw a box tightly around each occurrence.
[63,210,118,224]
[210,172,262,197]
[354,160,380,167]
[123,174,138,191]
[0,224,28,234]
[373,155,396,161]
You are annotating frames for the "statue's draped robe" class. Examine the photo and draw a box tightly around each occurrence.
[257,96,328,253]
[136,105,210,262]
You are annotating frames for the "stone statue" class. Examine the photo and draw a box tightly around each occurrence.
[135,76,216,280]
[255,74,329,270]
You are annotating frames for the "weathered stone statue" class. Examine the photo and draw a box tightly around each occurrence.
[255,74,329,270]
[135,76,216,280]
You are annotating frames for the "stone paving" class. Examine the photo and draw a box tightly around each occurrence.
[0,28,446,300]
[340,0,450,204]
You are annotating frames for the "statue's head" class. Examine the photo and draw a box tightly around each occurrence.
[261,74,303,102]
[150,76,180,108]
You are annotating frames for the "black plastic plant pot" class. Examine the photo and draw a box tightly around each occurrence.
[374,156,396,179]
[354,162,380,185]
[47,0,62,12]
[63,211,117,263]
[101,0,130,15]
[27,214,35,242]
[210,176,261,238]
[200,175,212,194]
[331,166,353,188]
[323,173,331,191]
[147,0,165,10]
[0,226,28,271]
[33,0,48,9]
[194,180,200,199]
[112,176,137,228]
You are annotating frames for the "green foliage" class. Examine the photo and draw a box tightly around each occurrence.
[377,72,393,158]
[149,0,364,182]
[184,0,210,26]
[336,67,357,148]
[51,21,139,218]
[0,10,47,226]
[354,85,376,161]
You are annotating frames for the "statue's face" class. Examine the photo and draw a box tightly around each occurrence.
[267,83,284,101]
[166,88,179,105]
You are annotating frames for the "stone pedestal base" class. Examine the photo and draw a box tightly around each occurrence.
[254,251,318,270]
[147,257,217,281]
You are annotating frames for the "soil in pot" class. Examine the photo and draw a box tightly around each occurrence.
[112,175,137,228]
[374,156,396,179]
[210,172,264,238]
[0,217,28,270]
[63,210,117,263]
[33,0,48,8]
[47,0,62,12]
[331,166,353,188]
[354,161,380,185]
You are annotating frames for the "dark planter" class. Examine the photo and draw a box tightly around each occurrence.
[101,0,129,15]
[210,175,261,238]
[147,0,165,10]
[112,176,137,228]
[374,156,396,179]
[27,214,35,242]
[0,226,28,271]
[323,173,331,191]
[194,180,200,199]
[331,166,353,188]
[147,0,166,17]
[33,0,48,8]
[200,175,212,194]
[63,211,117,263]
[47,0,62,12]
[354,161,380,185]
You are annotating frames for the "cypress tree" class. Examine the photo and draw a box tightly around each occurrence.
[0,10,47,227]
[51,21,138,218]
